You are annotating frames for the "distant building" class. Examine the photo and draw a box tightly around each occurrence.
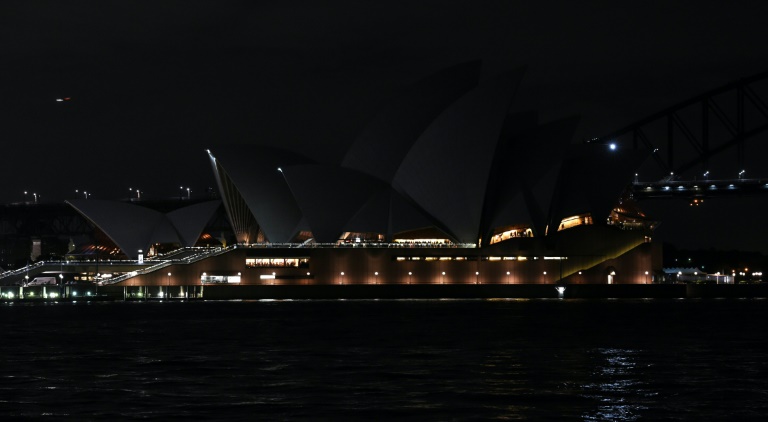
[663,267,734,284]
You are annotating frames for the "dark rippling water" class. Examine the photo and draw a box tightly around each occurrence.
[2,298,767,420]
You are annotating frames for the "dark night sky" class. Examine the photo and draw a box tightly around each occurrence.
[3,1,768,252]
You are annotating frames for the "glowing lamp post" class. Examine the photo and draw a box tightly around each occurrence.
[167,272,171,299]
[441,271,445,284]
[340,271,344,285]
[644,271,649,284]
[475,271,479,284]
[374,271,378,284]
[408,271,412,284]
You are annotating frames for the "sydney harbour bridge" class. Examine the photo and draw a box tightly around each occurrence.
[598,70,768,201]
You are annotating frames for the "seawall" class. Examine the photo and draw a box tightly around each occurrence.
[95,283,768,300]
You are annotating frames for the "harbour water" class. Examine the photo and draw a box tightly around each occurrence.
[1,299,767,420]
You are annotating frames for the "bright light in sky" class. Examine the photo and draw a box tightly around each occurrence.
[609,143,616,151]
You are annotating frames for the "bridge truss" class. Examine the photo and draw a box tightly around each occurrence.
[599,70,768,181]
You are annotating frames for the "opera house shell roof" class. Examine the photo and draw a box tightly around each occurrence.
[66,199,222,259]
[209,62,648,247]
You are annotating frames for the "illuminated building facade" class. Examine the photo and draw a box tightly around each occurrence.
[35,62,660,290]
[191,62,661,286]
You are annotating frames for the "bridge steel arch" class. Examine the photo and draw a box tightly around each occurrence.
[599,70,768,180]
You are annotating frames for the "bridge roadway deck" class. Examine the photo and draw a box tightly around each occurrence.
[631,178,768,199]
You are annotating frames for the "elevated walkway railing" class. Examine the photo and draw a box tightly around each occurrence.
[239,241,477,249]
[2,242,478,285]
[0,246,233,285]
[102,246,235,285]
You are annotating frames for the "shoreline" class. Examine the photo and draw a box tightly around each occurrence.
[3,283,767,302]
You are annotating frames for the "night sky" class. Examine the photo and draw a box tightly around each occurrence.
[3,1,768,252]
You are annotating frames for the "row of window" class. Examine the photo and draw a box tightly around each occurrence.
[395,256,566,262]
[245,258,310,268]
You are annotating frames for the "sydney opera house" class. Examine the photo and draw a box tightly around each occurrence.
[2,62,661,296]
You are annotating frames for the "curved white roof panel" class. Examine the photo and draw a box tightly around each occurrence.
[342,61,481,183]
[211,145,314,243]
[166,200,223,246]
[392,69,524,243]
[67,200,178,259]
[280,165,392,243]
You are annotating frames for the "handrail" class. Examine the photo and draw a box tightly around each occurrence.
[101,245,235,285]
[2,242,479,285]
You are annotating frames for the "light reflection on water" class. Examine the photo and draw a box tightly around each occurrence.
[1,299,767,420]
[581,348,648,421]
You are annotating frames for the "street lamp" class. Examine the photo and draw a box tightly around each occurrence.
[167,272,171,299]
[441,271,445,284]
[340,271,344,285]
[129,187,141,200]
[408,271,412,284]
[506,271,510,284]
[475,271,479,284]
[644,270,649,284]
[374,271,378,284]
